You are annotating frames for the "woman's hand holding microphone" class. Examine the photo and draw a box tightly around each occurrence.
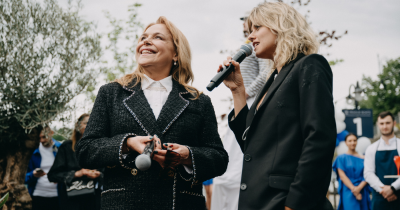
[218,56,247,117]
[126,135,192,169]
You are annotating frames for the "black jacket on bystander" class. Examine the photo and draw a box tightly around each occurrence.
[48,140,102,210]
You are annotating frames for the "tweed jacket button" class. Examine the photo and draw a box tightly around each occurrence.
[131,168,138,176]
[167,169,175,178]
[240,183,247,190]
[244,154,252,162]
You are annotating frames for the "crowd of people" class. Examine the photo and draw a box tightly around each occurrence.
[25,114,102,210]
[22,2,399,210]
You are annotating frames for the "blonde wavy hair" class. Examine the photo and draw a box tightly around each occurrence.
[115,16,201,99]
[247,2,319,70]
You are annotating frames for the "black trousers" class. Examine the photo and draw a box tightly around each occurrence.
[32,196,59,210]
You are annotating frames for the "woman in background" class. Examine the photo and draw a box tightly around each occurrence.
[333,133,371,210]
[48,114,102,210]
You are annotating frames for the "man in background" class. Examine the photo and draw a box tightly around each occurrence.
[210,13,271,210]
[25,126,61,210]
[364,111,400,210]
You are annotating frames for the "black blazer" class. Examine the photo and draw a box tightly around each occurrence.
[75,80,228,210]
[229,54,336,210]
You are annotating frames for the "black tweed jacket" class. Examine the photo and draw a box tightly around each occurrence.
[75,79,228,210]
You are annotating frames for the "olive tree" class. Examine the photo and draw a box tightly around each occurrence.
[0,0,101,209]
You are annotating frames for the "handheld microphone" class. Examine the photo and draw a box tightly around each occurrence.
[135,140,155,171]
[206,44,253,91]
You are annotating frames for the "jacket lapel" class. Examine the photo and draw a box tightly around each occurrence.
[122,81,158,136]
[246,70,277,128]
[156,80,190,135]
[246,54,306,128]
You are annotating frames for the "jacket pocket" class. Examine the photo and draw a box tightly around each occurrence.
[101,188,126,209]
[268,174,294,191]
[177,191,206,210]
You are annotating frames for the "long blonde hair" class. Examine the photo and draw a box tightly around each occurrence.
[115,16,201,99]
[247,2,319,70]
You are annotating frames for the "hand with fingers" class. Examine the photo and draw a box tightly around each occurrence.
[380,185,394,200]
[351,186,363,201]
[219,56,247,116]
[387,194,398,202]
[152,135,191,169]
[125,135,155,154]
[84,169,101,179]
[218,56,245,94]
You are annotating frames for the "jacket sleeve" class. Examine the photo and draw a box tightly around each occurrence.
[178,95,229,185]
[48,143,76,185]
[228,105,249,152]
[75,84,138,170]
[285,54,337,210]
[25,156,37,185]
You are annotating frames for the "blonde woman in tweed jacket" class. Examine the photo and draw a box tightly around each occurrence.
[75,16,228,210]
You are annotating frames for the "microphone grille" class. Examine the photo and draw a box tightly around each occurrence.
[240,44,253,57]
[135,154,152,171]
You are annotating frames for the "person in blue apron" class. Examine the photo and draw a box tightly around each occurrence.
[364,111,400,210]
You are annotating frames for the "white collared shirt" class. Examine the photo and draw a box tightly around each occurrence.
[141,74,193,174]
[141,74,173,119]
[364,136,400,192]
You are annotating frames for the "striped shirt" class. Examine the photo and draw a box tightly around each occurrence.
[240,51,271,97]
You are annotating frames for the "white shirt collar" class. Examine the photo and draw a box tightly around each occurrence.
[379,135,398,145]
[142,74,173,92]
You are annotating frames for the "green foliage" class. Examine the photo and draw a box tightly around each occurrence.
[360,57,400,122]
[53,127,72,141]
[102,4,143,82]
[329,59,344,66]
[0,0,101,147]
[0,192,9,208]
[82,3,143,103]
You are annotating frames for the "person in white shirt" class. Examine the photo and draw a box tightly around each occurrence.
[364,111,400,210]
[25,127,61,210]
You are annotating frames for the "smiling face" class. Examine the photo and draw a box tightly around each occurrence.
[247,25,277,60]
[345,134,358,151]
[136,24,177,74]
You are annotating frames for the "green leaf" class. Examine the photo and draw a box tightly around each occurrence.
[0,192,9,208]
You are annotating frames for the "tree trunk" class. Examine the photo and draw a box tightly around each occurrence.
[0,128,40,210]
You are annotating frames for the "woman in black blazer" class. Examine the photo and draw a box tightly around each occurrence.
[75,16,228,210]
[219,2,336,210]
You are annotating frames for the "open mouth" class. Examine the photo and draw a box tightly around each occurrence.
[253,42,260,48]
[140,48,157,54]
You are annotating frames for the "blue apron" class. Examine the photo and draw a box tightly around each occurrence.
[372,139,400,210]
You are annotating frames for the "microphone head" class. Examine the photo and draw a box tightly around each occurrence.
[135,154,152,171]
[240,44,253,57]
